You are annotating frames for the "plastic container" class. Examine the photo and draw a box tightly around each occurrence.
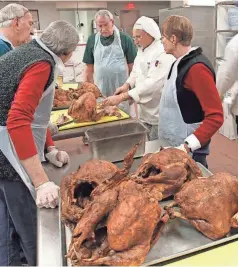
[85,120,149,162]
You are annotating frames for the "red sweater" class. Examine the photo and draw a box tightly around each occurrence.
[184,63,223,146]
[7,61,54,160]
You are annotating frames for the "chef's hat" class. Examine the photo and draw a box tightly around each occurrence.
[133,16,162,40]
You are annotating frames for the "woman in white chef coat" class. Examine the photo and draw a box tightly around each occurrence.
[102,16,175,140]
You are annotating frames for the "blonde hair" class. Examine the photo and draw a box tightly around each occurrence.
[162,15,193,46]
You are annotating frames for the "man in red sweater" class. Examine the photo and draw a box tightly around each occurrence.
[158,15,223,168]
[0,21,79,265]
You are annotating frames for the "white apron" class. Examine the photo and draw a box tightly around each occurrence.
[0,37,64,199]
[158,48,210,155]
[94,26,130,113]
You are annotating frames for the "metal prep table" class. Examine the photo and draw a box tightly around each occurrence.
[38,139,238,266]
[52,117,136,141]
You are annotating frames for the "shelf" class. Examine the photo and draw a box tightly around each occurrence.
[216,1,238,6]
[215,30,238,33]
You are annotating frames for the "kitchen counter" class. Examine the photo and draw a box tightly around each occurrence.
[38,138,238,266]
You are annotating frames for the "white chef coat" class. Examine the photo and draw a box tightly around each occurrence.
[127,40,175,125]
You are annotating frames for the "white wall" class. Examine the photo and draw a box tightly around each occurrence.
[59,10,76,26]
[0,2,60,30]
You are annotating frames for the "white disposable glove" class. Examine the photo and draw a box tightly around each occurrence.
[175,144,188,153]
[48,122,59,136]
[45,147,70,167]
[35,181,59,208]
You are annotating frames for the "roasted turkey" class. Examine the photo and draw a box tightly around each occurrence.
[68,92,122,122]
[61,144,139,228]
[53,82,101,108]
[164,172,238,240]
[76,82,101,99]
[68,92,104,122]
[67,175,167,266]
[133,148,202,199]
[53,88,73,107]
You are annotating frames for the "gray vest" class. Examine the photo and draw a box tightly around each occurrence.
[0,39,56,182]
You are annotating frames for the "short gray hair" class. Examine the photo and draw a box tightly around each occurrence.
[40,20,79,56]
[95,10,114,21]
[0,3,28,28]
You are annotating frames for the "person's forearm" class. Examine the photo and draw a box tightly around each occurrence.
[21,154,49,188]
[84,71,94,83]
[83,64,94,83]
[128,63,134,74]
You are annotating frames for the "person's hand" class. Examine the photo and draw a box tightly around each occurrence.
[35,181,59,208]
[48,122,59,136]
[114,83,130,95]
[175,144,190,153]
[102,95,123,107]
[45,146,70,167]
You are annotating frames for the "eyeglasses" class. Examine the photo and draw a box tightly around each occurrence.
[132,35,142,41]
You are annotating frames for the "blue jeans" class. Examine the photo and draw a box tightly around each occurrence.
[0,180,36,266]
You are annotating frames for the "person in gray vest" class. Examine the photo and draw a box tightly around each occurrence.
[0,20,79,266]
[0,3,58,137]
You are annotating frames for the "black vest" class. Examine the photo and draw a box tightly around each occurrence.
[167,47,215,124]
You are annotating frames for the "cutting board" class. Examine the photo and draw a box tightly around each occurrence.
[60,83,78,90]
[50,108,130,131]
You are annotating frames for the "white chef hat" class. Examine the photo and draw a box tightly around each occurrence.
[133,16,162,40]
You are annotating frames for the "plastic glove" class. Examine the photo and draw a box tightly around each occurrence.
[48,122,59,136]
[175,144,189,153]
[35,181,59,208]
[45,147,70,167]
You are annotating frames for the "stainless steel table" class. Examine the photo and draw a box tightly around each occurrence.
[37,139,167,265]
[37,139,238,266]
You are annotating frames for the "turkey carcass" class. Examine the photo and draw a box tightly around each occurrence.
[67,175,167,266]
[164,172,238,240]
[61,144,139,228]
[133,148,202,199]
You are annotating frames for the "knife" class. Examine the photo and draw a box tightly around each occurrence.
[56,119,75,129]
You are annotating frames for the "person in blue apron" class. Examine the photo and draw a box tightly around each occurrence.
[158,15,224,168]
[0,21,79,266]
[82,10,137,113]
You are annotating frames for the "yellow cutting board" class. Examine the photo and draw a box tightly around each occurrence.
[60,83,78,90]
[50,108,130,131]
